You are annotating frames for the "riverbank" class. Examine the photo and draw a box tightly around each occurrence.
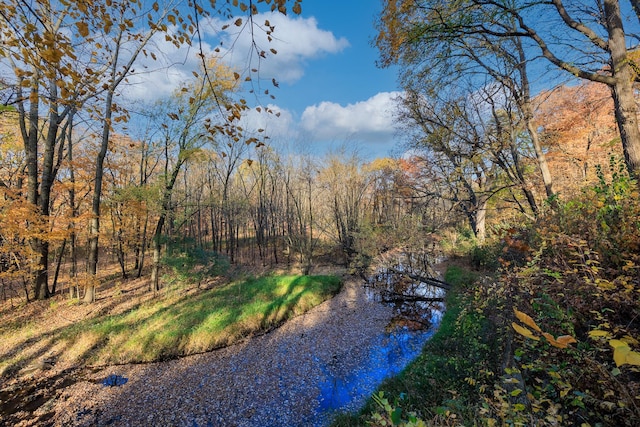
[0,274,341,426]
[332,264,496,426]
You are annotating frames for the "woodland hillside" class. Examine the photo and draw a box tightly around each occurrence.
[0,79,624,306]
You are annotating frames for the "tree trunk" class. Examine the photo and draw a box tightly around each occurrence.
[150,213,166,291]
[136,211,149,278]
[474,197,487,243]
[605,0,640,178]
[514,36,556,202]
[85,87,115,303]
[51,239,66,295]
[68,115,79,299]
[526,118,556,199]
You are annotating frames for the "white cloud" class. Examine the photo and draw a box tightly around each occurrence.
[205,12,349,84]
[240,104,298,140]
[122,32,217,101]
[300,92,402,144]
[121,13,348,101]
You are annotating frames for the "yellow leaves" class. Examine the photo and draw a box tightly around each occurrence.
[588,329,610,338]
[512,308,577,349]
[514,308,542,332]
[591,329,640,368]
[595,278,616,290]
[621,335,640,346]
[168,15,176,26]
[41,46,63,64]
[512,322,539,341]
[610,339,640,367]
[234,18,243,27]
[543,333,577,349]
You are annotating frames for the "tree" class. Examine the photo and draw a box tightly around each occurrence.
[1,0,84,299]
[283,153,318,275]
[318,148,371,265]
[149,59,236,291]
[377,0,640,178]
[376,0,556,206]
[399,84,542,241]
[533,82,620,189]
[1,0,303,301]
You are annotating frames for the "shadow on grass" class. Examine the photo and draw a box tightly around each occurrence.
[1,274,343,377]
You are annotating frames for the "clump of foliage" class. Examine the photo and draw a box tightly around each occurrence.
[161,238,230,287]
[491,158,640,426]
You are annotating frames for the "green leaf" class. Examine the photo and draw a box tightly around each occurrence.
[391,407,402,425]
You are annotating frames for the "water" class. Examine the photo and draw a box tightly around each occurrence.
[315,315,441,421]
[313,291,443,425]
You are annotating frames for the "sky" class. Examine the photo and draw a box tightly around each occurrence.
[216,1,403,158]
[125,0,403,159]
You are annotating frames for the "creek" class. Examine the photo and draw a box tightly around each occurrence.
[20,259,447,427]
[313,266,446,425]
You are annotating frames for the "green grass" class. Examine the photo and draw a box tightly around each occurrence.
[1,275,341,373]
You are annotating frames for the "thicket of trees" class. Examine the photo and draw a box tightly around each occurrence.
[0,0,307,302]
[376,0,636,241]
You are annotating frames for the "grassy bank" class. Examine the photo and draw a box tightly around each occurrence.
[0,274,341,376]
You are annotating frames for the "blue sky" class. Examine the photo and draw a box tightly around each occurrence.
[125,1,403,159]
[231,0,403,158]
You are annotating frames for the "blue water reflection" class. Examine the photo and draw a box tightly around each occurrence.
[314,308,442,425]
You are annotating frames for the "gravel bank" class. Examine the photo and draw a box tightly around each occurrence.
[47,277,398,426]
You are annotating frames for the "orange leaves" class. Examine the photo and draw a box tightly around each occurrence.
[514,308,541,332]
[512,322,539,341]
[76,21,89,38]
[512,308,577,349]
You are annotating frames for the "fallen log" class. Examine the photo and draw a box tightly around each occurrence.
[385,267,452,291]
[381,293,445,304]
